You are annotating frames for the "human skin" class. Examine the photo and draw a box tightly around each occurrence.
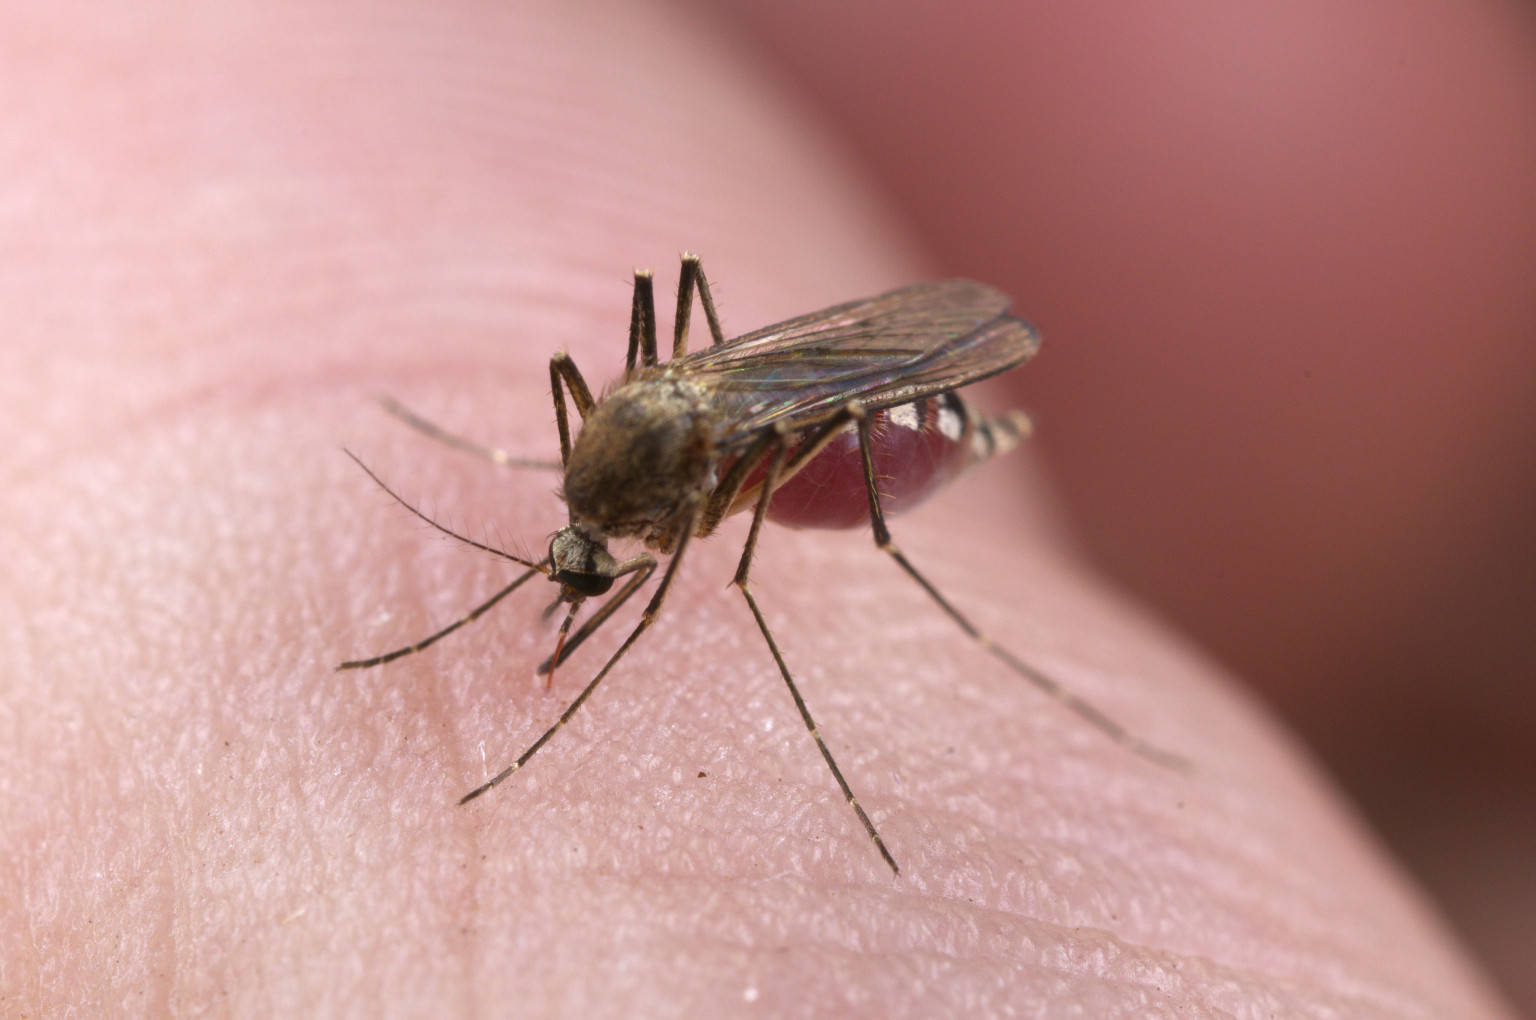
[0,3,1514,1017]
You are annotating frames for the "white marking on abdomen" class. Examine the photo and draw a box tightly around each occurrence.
[888,402,921,431]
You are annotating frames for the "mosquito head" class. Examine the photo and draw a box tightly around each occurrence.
[548,524,619,601]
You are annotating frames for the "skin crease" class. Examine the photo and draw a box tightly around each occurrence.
[0,3,1516,1018]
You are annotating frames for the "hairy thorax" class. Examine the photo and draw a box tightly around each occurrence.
[561,373,719,549]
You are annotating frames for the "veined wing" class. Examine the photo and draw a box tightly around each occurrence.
[672,279,1040,442]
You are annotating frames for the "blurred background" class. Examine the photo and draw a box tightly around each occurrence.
[720,0,1536,1010]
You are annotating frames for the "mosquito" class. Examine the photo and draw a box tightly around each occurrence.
[339,254,1179,876]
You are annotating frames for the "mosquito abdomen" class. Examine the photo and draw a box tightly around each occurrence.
[766,393,1025,530]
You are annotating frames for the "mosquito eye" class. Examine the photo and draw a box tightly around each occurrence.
[556,570,615,598]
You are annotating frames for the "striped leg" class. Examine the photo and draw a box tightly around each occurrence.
[855,414,1186,770]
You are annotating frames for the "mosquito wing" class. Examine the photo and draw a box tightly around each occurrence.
[673,279,1041,443]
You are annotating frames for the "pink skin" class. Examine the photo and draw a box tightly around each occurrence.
[0,3,1518,1017]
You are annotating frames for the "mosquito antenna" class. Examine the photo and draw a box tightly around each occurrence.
[342,449,546,571]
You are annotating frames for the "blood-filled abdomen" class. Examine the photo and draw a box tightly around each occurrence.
[765,393,994,530]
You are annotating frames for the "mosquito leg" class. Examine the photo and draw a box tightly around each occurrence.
[338,567,543,670]
[536,555,657,675]
[626,268,659,373]
[537,554,650,689]
[672,255,698,359]
[377,396,561,470]
[732,428,900,875]
[698,406,863,538]
[697,430,778,537]
[549,351,596,466]
[692,257,725,347]
[855,416,1187,771]
[460,509,699,804]
[671,252,726,359]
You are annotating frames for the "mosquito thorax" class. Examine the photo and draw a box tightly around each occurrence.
[562,374,718,547]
